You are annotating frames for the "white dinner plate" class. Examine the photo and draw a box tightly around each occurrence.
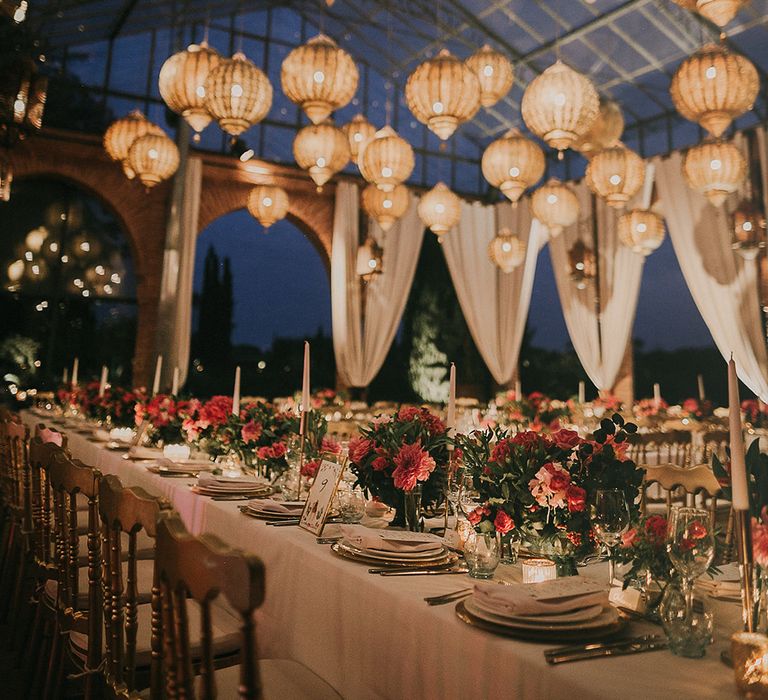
[464,597,619,632]
[335,540,449,563]
[471,598,605,625]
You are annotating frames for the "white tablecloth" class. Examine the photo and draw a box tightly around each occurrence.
[25,412,741,700]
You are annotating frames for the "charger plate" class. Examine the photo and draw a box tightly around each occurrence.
[455,600,627,643]
[330,542,459,569]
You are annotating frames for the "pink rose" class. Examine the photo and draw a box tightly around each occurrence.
[494,510,515,535]
[467,505,489,526]
[566,484,586,512]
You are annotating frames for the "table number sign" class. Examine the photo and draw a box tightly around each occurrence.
[299,460,344,536]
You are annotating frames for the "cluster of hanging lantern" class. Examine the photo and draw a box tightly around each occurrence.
[531,179,580,237]
[356,237,384,282]
[362,184,409,231]
[246,184,290,230]
[418,183,462,238]
[672,0,748,28]
[488,229,527,273]
[682,139,746,206]
[618,209,666,256]
[731,199,766,259]
[585,145,646,208]
[481,129,545,204]
[103,111,179,189]
[568,239,597,290]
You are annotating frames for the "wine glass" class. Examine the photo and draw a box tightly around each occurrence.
[666,507,715,619]
[592,488,630,584]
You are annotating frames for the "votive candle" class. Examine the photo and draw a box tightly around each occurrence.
[522,558,557,584]
[163,443,191,461]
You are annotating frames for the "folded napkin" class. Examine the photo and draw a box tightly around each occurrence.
[248,499,305,514]
[198,474,266,486]
[473,579,608,617]
[128,446,162,459]
[93,429,111,441]
[339,525,443,553]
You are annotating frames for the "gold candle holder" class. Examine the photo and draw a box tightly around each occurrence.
[735,509,756,632]
[732,632,768,698]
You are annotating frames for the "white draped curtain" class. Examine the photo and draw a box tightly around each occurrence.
[331,182,425,387]
[655,141,768,401]
[548,181,645,391]
[155,154,202,389]
[441,198,546,385]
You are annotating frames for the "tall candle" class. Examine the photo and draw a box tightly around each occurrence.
[62,367,68,386]
[653,383,661,409]
[232,366,241,416]
[98,365,108,397]
[301,341,310,413]
[578,381,586,404]
[697,374,706,402]
[446,363,456,437]
[71,357,79,387]
[729,357,750,511]
[515,379,522,401]
[171,367,180,396]
[152,355,162,396]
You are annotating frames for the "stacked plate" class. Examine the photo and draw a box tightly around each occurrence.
[456,579,624,642]
[698,562,740,602]
[191,475,272,498]
[145,458,215,476]
[331,529,458,570]
[241,499,306,521]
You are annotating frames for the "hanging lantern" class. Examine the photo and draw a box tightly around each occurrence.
[683,140,745,206]
[247,185,290,229]
[418,182,461,236]
[585,145,646,209]
[356,237,384,281]
[293,122,349,188]
[695,0,746,27]
[572,98,624,157]
[0,156,11,202]
[732,200,766,259]
[618,209,666,256]
[204,52,273,136]
[670,44,758,139]
[103,111,164,179]
[281,34,359,124]
[481,129,545,204]
[465,45,514,109]
[362,183,409,231]
[521,60,599,156]
[488,229,527,273]
[531,178,580,237]
[127,133,180,189]
[342,114,377,164]
[359,125,414,192]
[568,240,596,290]
[405,49,481,140]
[158,42,221,137]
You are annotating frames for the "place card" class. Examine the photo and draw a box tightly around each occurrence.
[520,576,607,601]
[299,460,345,536]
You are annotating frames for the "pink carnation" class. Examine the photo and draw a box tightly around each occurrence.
[391,441,436,491]
[241,420,262,444]
[321,437,342,456]
[348,437,373,463]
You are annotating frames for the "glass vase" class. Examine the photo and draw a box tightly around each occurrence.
[403,485,423,532]
[464,532,501,579]
[499,532,519,565]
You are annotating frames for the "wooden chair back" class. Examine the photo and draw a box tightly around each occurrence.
[98,474,170,698]
[701,429,729,464]
[627,430,693,467]
[641,463,722,528]
[4,421,29,519]
[155,512,266,700]
[28,433,67,570]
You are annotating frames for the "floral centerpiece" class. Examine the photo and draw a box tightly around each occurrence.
[495,391,571,431]
[458,414,642,570]
[135,394,199,446]
[62,381,143,428]
[634,398,668,419]
[680,398,715,422]
[347,406,451,527]
[743,399,768,429]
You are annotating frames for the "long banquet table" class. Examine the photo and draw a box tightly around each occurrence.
[24,412,742,700]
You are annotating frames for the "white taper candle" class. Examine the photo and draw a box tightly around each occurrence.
[98,365,108,397]
[152,355,162,396]
[232,366,241,416]
[71,357,79,387]
[171,367,179,396]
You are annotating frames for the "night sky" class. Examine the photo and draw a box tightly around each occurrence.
[196,212,714,352]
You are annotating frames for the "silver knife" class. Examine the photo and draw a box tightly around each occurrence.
[544,635,668,664]
[378,567,469,576]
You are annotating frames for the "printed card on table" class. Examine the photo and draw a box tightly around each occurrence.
[299,460,344,536]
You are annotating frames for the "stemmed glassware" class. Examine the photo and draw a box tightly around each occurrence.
[666,507,715,619]
[592,488,630,584]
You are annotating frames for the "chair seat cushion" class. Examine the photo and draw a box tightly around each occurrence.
[68,599,241,670]
[44,557,155,609]
[207,660,341,700]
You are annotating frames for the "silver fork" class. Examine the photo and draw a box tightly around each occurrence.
[423,587,473,606]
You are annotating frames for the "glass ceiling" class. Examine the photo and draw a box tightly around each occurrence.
[26,0,768,196]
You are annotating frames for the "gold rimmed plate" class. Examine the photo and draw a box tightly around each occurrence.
[330,542,458,569]
[454,600,627,643]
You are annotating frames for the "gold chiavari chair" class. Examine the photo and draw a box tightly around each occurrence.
[627,430,693,468]
[700,429,730,465]
[325,420,359,442]
[154,512,341,699]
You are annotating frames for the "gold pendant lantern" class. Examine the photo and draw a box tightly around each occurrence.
[342,114,377,164]
[158,42,221,137]
[465,45,514,108]
[572,98,624,157]
[531,178,580,237]
[568,240,596,290]
[204,52,273,136]
[356,237,384,281]
[585,145,646,209]
[696,0,747,27]
[732,200,766,259]
[359,126,415,192]
[683,140,746,207]
[670,44,758,138]
[405,49,481,140]
[488,229,527,273]
[281,34,359,124]
[126,133,180,189]
[418,182,461,236]
[293,121,350,188]
[362,184,409,231]
[521,60,600,156]
[618,209,666,256]
[103,111,164,179]
[247,185,290,229]
[481,128,545,204]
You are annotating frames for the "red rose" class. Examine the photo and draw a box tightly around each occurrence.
[467,505,490,526]
[549,469,571,492]
[397,406,421,422]
[491,438,512,463]
[493,510,515,535]
[688,520,708,540]
[511,431,543,450]
[644,515,667,544]
[566,484,587,512]
[270,442,287,459]
[553,429,580,450]
[301,459,320,478]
